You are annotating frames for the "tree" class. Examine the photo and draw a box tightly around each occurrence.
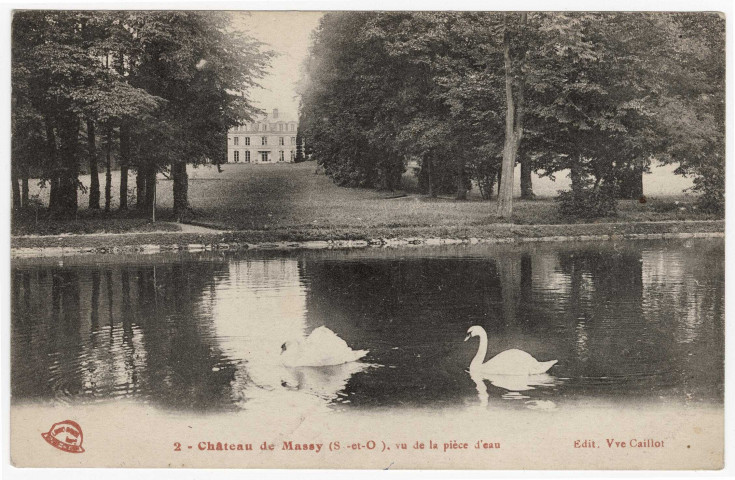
[12,11,163,215]
[12,11,271,220]
[299,12,724,215]
[119,12,272,219]
[295,130,305,162]
[651,13,725,212]
[525,13,724,216]
[496,13,528,217]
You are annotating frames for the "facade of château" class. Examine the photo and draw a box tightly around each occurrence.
[227,108,298,164]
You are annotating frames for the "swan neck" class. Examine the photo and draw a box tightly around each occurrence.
[470,330,488,369]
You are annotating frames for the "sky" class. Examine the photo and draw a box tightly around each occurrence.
[229,11,324,122]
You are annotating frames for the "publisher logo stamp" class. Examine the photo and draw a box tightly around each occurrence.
[41,420,85,453]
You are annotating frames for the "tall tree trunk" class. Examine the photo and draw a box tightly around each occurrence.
[496,13,527,219]
[11,170,21,209]
[618,167,644,199]
[104,125,112,212]
[173,162,188,221]
[497,168,502,197]
[136,163,148,210]
[145,163,156,218]
[57,114,80,215]
[87,120,100,209]
[634,169,643,199]
[21,171,29,207]
[119,123,130,211]
[456,157,467,200]
[520,152,534,199]
[45,117,59,211]
[425,156,435,197]
[570,155,583,192]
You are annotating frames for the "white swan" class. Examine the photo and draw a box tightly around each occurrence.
[464,326,557,375]
[280,326,368,367]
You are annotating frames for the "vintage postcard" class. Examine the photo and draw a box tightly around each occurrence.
[6,6,729,472]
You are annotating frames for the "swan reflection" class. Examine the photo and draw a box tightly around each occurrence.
[209,259,368,415]
[470,371,558,407]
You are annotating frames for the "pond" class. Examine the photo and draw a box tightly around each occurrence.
[11,238,724,413]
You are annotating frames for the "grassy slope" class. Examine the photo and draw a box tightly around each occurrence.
[182,163,716,231]
[14,162,720,238]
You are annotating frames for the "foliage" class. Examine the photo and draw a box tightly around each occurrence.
[468,156,500,200]
[11,11,273,217]
[299,12,724,214]
[557,182,618,219]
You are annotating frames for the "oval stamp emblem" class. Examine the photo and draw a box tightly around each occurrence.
[41,420,85,453]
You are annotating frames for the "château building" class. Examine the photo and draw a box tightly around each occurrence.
[227,108,298,163]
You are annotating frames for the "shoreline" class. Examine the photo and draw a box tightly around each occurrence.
[10,219,724,258]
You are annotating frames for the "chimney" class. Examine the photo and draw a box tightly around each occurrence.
[272,108,279,119]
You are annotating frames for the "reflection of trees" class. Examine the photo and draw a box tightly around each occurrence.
[90,271,100,332]
[12,268,84,399]
[555,248,646,379]
[121,261,237,410]
[11,259,237,410]
[299,253,544,407]
[549,241,723,401]
[639,240,725,400]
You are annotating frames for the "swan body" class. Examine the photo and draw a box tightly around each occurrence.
[465,326,557,375]
[281,326,368,367]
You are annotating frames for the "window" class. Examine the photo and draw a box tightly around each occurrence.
[245,137,250,146]
[234,136,239,146]
[290,151,295,161]
[260,151,269,163]
[279,124,284,132]
[279,151,285,162]
[279,137,284,146]
[245,151,251,163]
[233,151,240,162]
[291,136,296,145]
[290,124,295,132]
[261,136,267,146]
[263,123,268,131]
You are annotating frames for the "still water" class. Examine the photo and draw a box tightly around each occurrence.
[11,239,724,412]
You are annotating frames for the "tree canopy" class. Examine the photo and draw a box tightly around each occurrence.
[299,12,725,215]
[12,11,273,217]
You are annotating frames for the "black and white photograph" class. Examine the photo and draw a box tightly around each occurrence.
[5,5,731,472]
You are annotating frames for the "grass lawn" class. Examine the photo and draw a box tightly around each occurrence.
[181,163,715,230]
[14,162,720,238]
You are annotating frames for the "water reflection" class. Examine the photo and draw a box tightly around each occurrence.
[469,371,558,407]
[11,239,724,412]
[205,259,370,414]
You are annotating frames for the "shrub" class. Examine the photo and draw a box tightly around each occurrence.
[468,157,500,200]
[557,183,618,219]
[650,199,681,213]
[691,161,724,214]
